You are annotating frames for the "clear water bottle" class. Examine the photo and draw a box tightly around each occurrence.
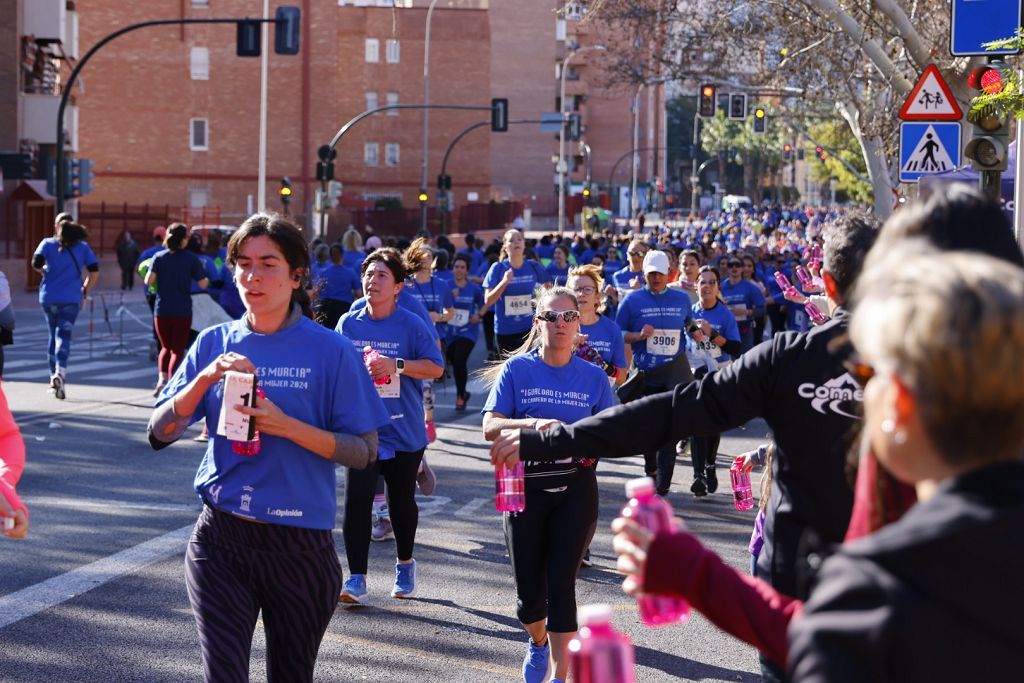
[363,346,390,386]
[621,477,689,627]
[495,461,526,513]
[730,456,754,511]
[230,387,265,456]
[568,604,637,683]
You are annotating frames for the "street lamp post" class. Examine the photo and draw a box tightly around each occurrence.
[558,44,604,235]
[420,0,441,234]
[630,83,644,226]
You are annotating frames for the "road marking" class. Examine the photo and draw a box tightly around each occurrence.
[0,524,193,630]
[454,497,489,518]
[3,359,137,381]
[415,495,452,517]
[13,389,154,426]
[25,496,198,513]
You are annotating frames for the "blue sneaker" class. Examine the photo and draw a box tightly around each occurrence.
[339,574,368,606]
[391,560,416,598]
[522,638,551,683]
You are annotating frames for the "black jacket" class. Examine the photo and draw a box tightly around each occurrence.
[788,461,1024,682]
[522,309,860,598]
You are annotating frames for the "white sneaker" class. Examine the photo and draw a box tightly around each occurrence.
[371,514,394,542]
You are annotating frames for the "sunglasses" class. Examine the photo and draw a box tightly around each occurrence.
[729,262,742,268]
[536,310,580,324]
[573,286,597,295]
[842,357,875,388]
[628,250,646,257]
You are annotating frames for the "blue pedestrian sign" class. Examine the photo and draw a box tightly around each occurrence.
[950,0,1021,56]
[899,122,961,183]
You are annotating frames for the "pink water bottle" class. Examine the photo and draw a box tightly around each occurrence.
[495,461,526,513]
[621,477,690,627]
[730,456,754,511]
[568,604,637,683]
[362,345,390,386]
[230,386,265,456]
[805,301,829,324]
[773,271,799,299]
[795,265,814,290]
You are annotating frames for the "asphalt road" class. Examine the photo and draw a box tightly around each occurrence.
[0,297,767,682]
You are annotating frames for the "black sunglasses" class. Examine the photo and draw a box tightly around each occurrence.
[536,310,580,324]
[628,250,646,257]
[842,357,876,388]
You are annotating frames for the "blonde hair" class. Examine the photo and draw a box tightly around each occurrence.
[567,264,607,315]
[404,236,434,274]
[478,287,579,387]
[498,228,523,263]
[341,226,363,252]
[758,443,775,512]
[850,249,1024,466]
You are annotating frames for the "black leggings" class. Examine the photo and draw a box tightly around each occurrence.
[690,366,721,476]
[641,383,678,495]
[496,330,529,356]
[343,448,425,574]
[503,469,598,633]
[446,337,475,397]
[483,310,496,352]
[185,504,342,683]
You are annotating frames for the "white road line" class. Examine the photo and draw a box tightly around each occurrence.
[3,359,138,381]
[0,524,193,630]
[25,496,198,513]
[454,497,489,518]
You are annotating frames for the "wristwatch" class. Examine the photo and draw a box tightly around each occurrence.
[395,358,406,375]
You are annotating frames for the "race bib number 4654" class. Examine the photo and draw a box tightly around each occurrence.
[505,294,533,317]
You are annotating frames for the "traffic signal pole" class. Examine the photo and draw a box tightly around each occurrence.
[54,16,289,213]
[690,111,701,217]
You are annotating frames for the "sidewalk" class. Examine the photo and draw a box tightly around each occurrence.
[10,287,150,313]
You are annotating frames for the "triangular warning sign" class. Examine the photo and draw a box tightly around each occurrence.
[901,125,956,175]
[899,65,963,121]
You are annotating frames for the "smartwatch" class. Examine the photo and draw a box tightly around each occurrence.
[395,358,406,375]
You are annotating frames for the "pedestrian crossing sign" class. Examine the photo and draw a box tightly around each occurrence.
[899,122,961,183]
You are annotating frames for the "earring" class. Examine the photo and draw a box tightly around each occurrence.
[881,418,907,445]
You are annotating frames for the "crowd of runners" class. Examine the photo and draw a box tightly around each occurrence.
[3,187,1024,682]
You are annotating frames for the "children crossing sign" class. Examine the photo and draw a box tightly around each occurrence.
[898,65,963,121]
[899,122,961,183]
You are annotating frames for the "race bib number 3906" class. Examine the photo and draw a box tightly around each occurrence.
[648,329,681,356]
[505,294,533,317]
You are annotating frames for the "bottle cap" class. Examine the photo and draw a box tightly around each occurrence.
[577,603,613,626]
[624,476,655,498]
[363,345,373,353]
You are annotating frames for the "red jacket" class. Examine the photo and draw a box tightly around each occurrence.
[0,381,26,516]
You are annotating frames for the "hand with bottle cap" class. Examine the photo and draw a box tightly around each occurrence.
[490,419,560,468]
[200,351,258,385]
[235,392,291,438]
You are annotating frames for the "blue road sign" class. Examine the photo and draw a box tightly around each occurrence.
[899,122,962,183]
[950,0,1021,56]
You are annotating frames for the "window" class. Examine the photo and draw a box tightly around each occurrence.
[190,47,209,80]
[385,143,400,166]
[191,0,209,7]
[364,142,379,166]
[365,38,379,63]
[188,186,210,207]
[385,39,400,63]
[366,92,378,111]
[190,118,208,151]
[386,92,399,115]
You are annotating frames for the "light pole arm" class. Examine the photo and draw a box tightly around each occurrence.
[55,17,278,212]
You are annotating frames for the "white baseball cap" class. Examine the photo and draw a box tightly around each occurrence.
[642,250,669,275]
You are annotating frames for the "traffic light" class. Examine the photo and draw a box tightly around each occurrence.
[964,62,1010,172]
[698,84,716,117]
[237,20,261,57]
[782,143,793,163]
[567,113,582,141]
[581,186,591,198]
[437,174,452,190]
[274,7,301,55]
[728,93,747,120]
[814,145,828,163]
[70,159,94,197]
[316,144,336,182]
[752,106,766,134]
[491,98,509,132]
[280,177,293,214]
[418,190,429,205]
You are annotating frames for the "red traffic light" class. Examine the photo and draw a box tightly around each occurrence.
[701,85,714,98]
[968,65,1004,95]
[783,144,793,152]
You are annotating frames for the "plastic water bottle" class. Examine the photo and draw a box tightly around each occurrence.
[805,301,829,324]
[363,346,390,386]
[730,456,754,511]
[495,461,526,513]
[795,265,814,290]
[621,477,689,626]
[773,271,799,300]
[568,604,637,683]
[230,387,265,456]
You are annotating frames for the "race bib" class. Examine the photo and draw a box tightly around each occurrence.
[730,305,749,321]
[505,294,533,317]
[375,374,400,399]
[648,329,681,356]
[452,308,470,328]
[696,339,722,358]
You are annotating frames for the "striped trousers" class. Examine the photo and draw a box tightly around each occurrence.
[185,504,343,683]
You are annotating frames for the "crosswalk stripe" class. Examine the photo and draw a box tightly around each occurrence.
[2,359,139,381]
